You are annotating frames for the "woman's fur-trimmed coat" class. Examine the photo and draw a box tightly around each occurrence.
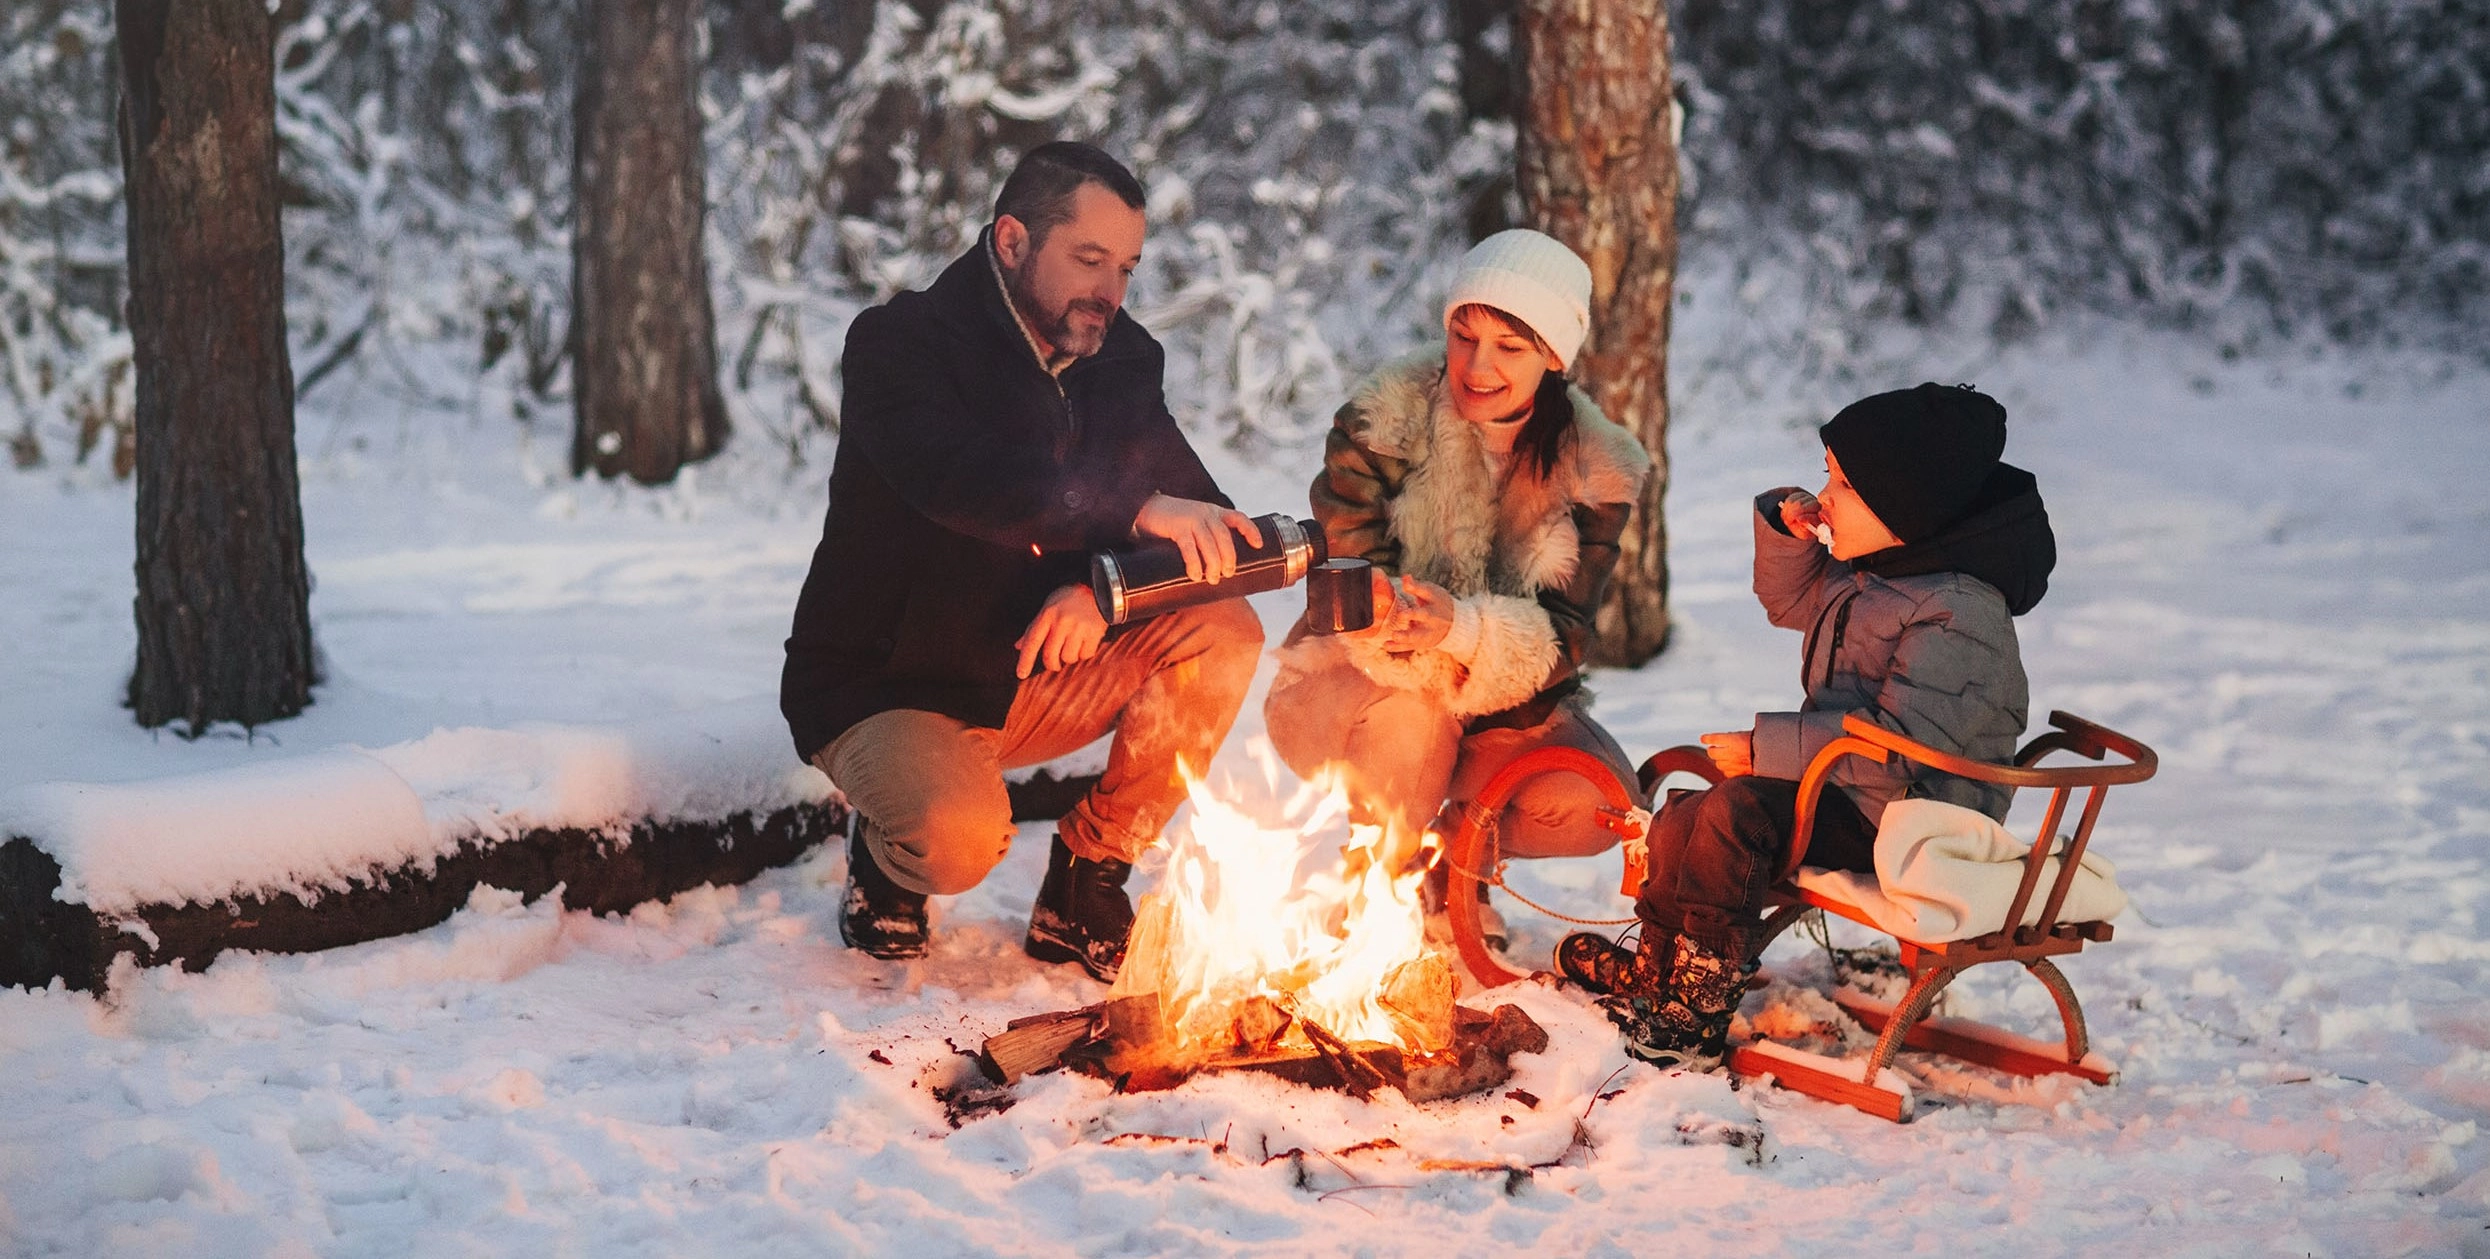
[1283,353,1652,727]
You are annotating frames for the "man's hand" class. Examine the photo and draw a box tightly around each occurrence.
[1700,730,1755,778]
[1016,584,1108,678]
[1378,574,1455,653]
[1132,493,1264,583]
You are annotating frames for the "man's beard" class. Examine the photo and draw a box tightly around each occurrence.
[1003,261,1115,359]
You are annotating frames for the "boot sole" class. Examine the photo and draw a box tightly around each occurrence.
[841,930,929,961]
[1023,929,1119,983]
[1556,935,1644,997]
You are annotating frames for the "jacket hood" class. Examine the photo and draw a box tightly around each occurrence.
[1851,462,2055,615]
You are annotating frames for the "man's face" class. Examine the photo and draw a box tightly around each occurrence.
[994,182,1146,360]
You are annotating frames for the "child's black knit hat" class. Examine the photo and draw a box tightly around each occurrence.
[1818,383,2008,544]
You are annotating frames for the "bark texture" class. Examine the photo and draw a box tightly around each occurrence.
[571,0,729,483]
[118,0,316,731]
[1515,0,1679,666]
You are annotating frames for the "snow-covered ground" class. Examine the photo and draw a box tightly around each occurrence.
[2,327,2485,1256]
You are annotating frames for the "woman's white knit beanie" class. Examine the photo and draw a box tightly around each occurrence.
[1443,229,1594,370]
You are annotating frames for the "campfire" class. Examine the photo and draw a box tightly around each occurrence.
[984,753,1546,1102]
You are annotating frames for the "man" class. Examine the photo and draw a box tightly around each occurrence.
[782,142,1266,981]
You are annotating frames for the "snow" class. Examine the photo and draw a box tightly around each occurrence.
[2,327,2485,1254]
[0,702,830,916]
[4,749,433,917]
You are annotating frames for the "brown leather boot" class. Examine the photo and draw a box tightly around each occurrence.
[839,813,929,960]
[1023,834,1135,982]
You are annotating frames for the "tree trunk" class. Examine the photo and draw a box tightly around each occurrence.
[571,0,729,483]
[1515,0,1678,666]
[118,0,316,731]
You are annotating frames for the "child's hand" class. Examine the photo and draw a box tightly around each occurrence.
[1777,489,1826,541]
[1700,730,1755,777]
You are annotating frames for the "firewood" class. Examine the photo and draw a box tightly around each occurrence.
[1295,1015,1387,1099]
[1483,1004,1550,1056]
[983,1008,1101,1084]
[1402,1041,1513,1103]
[1106,897,1176,1003]
[1225,1045,1407,1094]
[1379,953,1457,1051]
[1230,994,1292,1055]
[1101,993,1167,1048]
[1449,1003,1550,1058]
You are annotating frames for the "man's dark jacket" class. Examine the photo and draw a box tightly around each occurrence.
[781,237,1229,763]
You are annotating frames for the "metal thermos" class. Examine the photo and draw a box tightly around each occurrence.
[1090,513,1324,626]
[1302,558,1378,634]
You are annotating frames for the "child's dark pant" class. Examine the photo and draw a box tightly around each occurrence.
[1635,776,1879,963]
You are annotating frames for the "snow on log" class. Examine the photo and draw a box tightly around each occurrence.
[0,702,1096,992]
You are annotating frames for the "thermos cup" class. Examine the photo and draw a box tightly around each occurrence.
[1090,513,1324,626]
[1302,558,1378,634]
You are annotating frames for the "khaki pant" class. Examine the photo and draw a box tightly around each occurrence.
[1262,639,1642,861]
[813,599,1264,895]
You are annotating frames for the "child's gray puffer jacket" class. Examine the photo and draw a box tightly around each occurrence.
[1748,464,2056,826]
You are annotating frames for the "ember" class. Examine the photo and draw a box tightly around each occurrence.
[983,754,1545,1101]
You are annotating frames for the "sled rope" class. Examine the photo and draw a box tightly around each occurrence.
[1444,820,1638,927]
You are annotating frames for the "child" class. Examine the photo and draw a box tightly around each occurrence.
[1559,382,2056,1068]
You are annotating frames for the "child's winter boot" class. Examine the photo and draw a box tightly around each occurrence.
[1556,929,1664,999]
[1611,935,1751,1070]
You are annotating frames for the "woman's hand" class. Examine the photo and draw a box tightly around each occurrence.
[1132,494,1263,583]
[1699,730,1755,777]
[1378,574,1455,652]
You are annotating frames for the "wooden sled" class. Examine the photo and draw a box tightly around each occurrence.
[1440,745,1652,991]
[1443,711,2155,1123]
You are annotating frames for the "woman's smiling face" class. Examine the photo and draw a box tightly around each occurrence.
[1444,304,1561,425]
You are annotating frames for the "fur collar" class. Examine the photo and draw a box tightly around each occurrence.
[1338,353,1650,598]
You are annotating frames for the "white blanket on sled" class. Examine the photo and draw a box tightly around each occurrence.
[1791,798,2126,943]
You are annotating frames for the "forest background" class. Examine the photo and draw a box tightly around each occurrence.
[5,0,2485,483]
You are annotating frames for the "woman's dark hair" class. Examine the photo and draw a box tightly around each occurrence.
[1518,370,1574,481]
[994,142,1147,249]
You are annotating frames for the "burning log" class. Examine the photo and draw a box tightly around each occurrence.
[977,991,1547,1103]
[1379,954,1457,1051]
[1231,994,1294,1056]
[1295,1014,1391,1100]
[978,760,1548,1103]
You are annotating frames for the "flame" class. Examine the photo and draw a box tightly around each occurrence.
[1109,742,1446,1054]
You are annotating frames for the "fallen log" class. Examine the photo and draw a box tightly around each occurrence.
[0,803,843,993]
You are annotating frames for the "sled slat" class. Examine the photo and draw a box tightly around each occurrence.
[1833,990,2115,1084]
[1729,1042,1913,1122]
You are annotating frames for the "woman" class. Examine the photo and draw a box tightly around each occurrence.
[1264,230,1653,932]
